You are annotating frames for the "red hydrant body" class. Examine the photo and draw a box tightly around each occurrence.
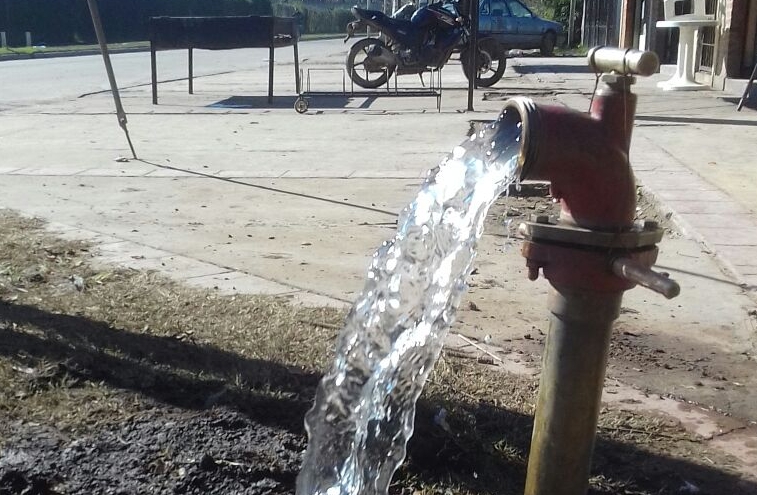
[521,88,636,231]
[500,47,679,495]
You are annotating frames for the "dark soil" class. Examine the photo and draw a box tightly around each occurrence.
[2,408,303,495]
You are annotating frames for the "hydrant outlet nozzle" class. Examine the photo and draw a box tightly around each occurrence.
[587,46,660,76]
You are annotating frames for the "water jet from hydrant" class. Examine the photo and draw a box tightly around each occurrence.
[296,111,523,495]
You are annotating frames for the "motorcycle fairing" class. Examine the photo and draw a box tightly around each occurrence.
[350,6,423,47]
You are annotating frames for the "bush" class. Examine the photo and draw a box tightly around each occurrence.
[273,1,353,35]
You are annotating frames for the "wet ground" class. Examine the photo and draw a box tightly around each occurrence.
[2,408,303,495]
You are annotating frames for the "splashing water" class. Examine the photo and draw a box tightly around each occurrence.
[297,110,523,495]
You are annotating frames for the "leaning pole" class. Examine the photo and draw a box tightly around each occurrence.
[86,0,137,159]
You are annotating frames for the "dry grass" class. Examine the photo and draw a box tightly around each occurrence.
[0,209,746,494]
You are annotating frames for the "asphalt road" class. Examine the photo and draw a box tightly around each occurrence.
[0,38,344,110]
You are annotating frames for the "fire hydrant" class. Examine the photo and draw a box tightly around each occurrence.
[500,47,680,495]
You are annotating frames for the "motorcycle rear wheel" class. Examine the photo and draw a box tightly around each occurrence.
[346,38,396,89]
[460,38,506,88]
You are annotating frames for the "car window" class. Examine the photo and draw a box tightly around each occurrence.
[506,0,533,17]
[482,0,509,17]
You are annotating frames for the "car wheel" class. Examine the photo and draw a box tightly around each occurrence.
[540,31,556,57]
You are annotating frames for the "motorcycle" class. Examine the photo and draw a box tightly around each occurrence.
[344,0,506,89]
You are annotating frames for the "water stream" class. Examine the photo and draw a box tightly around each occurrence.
[297,110,523,495]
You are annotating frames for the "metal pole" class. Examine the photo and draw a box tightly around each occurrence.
[467,0,478,112]
[86,0,137,159]
[188,47,194,94]
[580,0,588,47]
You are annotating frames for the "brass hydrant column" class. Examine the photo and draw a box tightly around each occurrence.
[498,47,680,495]
[525,287,621,495]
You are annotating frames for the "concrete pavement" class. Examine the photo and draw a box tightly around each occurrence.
[1,44,756,307]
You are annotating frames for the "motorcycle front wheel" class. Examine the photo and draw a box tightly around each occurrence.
[346,38,396,89]
[460,38,506,88]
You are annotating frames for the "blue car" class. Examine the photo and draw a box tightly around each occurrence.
[478,0,564,56]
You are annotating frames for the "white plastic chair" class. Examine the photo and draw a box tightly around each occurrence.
[662,0,712,21]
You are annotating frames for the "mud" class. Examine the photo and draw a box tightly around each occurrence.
[2,408,303,495]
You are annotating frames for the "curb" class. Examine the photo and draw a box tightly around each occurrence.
[0,46,149,62]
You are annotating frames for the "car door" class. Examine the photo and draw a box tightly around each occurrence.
[479,0,517,46]
[505,0,541,46]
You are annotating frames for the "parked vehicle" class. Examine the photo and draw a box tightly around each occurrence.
[344,0,507,88]
[478,0,563,56]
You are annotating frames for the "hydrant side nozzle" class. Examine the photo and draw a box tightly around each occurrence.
[612,257,681,299]
[587,46,660,77]
[498,96,540,182]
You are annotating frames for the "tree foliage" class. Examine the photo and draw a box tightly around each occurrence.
[527,0,582,27]
[0,0,272,46]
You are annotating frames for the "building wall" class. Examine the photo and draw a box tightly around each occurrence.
[711,0,751,88]
[607,0,754,87]
[581,0,622,47]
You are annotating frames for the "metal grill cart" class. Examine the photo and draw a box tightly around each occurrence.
[148,16,300,105]
[293,65,443,114]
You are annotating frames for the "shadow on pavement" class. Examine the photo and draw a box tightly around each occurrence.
[635,114,757,127]
[208,94,368,111]
[483,87,586,100]
[721,96,757,111]
[512,63,591,74]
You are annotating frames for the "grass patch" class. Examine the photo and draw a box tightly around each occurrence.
[0,42,147,56]
[0,35,341,58]
[0,209,750,494]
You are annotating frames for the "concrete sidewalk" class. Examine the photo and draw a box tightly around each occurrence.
[1,45,755,305]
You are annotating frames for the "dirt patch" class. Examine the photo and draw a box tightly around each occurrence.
[0,209,755,494]
[1,409,303,495]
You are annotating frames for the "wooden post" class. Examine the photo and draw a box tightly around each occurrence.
[619,0,637,48]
